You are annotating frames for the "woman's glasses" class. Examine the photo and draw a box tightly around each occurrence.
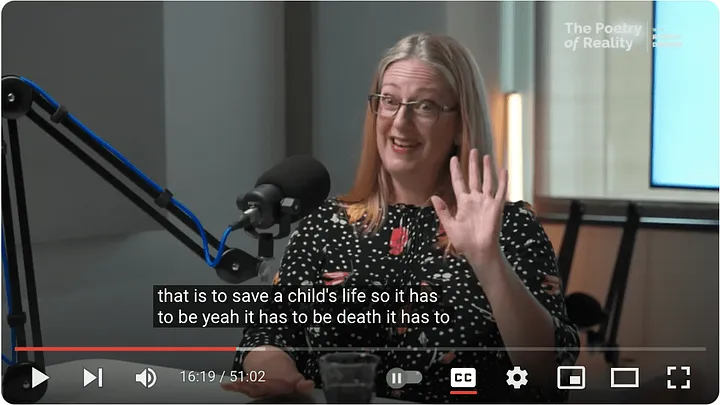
[368,94,457,126]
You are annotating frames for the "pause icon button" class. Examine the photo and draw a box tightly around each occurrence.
[386,368,422,389]
[392,371,402,384]
[387,368,405,389]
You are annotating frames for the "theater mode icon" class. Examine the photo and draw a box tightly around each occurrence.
[610,367,639,388]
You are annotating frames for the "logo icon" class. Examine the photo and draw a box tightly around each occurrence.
[557,366,586,390]
[506,366,528,389]
[450,368,476,388]
[666,366,690,389]
[135,368,157,388]
[610,367,639,388]
[651,27,683,48]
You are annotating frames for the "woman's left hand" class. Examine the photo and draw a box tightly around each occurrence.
[430,149,508,267]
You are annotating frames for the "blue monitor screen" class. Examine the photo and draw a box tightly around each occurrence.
[650,0,719,190]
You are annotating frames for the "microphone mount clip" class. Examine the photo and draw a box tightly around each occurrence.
[216,198,299,284]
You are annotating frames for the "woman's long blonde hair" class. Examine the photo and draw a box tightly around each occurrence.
[338,33,497,251]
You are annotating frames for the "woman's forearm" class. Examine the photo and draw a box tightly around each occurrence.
[469,254,557,386]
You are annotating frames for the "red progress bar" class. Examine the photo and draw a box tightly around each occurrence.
[15,347,238,352]
[450,390,477,395]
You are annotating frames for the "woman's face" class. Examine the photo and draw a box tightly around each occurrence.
[375,58,459,183]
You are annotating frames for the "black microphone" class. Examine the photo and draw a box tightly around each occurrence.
[234,155,331,230]
[217,156,330,285]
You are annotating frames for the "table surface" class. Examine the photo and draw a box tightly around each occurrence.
[40,359,406,404]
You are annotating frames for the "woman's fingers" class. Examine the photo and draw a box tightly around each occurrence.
[468,149,480,191]
[296,378,315,393]
[495,168,508,202]
[482,154,493,195]
[221,381,257,396]
[450,156,468,201]
[222,381,269,398]
[221,377,309,399]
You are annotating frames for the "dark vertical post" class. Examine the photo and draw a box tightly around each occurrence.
[284,2,314,157]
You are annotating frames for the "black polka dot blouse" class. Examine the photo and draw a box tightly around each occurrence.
[234,198,580,403]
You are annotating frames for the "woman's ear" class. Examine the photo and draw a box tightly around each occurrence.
[449,143,459,157]
[453,134,461,152]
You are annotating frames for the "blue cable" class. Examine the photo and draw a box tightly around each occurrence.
[18,77,233,268]
[2,225,17,365]
[0,78,236,364]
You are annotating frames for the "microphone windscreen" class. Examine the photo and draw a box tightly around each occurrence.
[255,155,331,218]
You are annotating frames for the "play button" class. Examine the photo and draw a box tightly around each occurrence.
[1,362,49,403]
[31,367,49,388]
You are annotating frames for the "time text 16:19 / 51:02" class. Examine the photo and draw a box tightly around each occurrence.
[179,370,267,384]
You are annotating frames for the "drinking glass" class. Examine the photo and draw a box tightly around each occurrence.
[318,353,381,403]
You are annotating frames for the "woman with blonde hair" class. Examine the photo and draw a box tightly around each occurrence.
[223,33,579,403]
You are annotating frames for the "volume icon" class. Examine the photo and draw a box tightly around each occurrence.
[135,368,157,388]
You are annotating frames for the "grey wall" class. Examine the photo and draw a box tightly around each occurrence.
[2,1,166,243]
[163,1,286,231]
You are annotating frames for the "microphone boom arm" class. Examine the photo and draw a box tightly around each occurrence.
[0,75,262,403]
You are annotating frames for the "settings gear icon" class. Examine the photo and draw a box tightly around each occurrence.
[506,366,529,389]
